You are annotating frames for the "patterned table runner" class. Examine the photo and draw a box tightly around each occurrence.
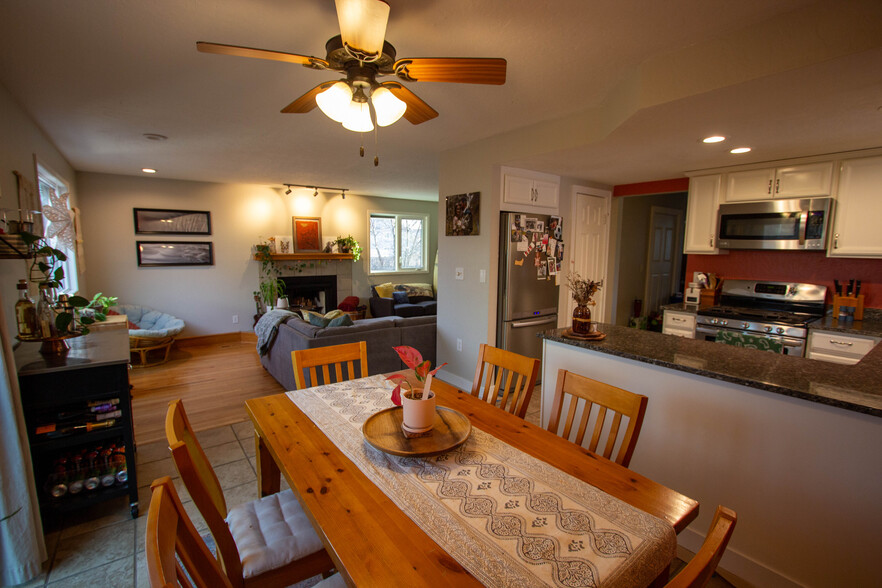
[287,375,676,588]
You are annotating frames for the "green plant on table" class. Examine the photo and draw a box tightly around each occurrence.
[20,232,112,335]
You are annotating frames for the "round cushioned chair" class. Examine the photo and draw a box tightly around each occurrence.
[113,305,185,367]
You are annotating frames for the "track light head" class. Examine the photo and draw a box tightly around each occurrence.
[342,189,347,200]
[313,188,318,197]
[284,184,292,195]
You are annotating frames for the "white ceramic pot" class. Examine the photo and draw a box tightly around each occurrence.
[276,297,289,309]
[401,387,436,433]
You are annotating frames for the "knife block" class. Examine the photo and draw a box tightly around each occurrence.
[832,294,864,320]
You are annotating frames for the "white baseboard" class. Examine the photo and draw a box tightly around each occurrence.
[677,527,803,588]
[435,369,472,392]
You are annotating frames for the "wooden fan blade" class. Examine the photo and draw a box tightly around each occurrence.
[281,82,336,113]
[381,82,438,125]
[393,58,506,85]
[196,42,328,69]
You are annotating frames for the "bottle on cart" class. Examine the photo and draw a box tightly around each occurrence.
[49,457,69,499]
[68,454,85,494]
[14,280,38,339]
[100,448,116,487]
[112,449,128,484]
[84,451,100,491]
[36,282,59,339]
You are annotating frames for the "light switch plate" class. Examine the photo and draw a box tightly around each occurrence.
[479,269,486,283]
[455,267,464,280]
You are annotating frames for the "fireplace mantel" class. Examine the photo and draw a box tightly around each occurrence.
[253,253,354,261]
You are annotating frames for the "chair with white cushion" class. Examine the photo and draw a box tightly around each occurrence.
[165,399,334,587]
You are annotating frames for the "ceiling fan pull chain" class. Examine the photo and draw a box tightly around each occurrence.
[360,134,365,158]
[374,123,380,167]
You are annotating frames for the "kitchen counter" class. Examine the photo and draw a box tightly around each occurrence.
[540,323,882,417]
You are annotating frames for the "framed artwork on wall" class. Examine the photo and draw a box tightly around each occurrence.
[133,208,212,235]
[445,192,480,236]
[136,241,214,266]
[292,216,322,252]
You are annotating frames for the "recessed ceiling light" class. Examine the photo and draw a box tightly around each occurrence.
[702,136,726,143]
[730,147,751,154]
[143,133,168,141]
[142,168,157,174]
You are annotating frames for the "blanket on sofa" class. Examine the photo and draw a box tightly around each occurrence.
[255,309,298,356]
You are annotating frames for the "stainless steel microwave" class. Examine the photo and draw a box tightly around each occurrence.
[716,197,834,251]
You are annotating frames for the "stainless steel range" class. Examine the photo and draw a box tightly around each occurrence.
[695,280,827,356]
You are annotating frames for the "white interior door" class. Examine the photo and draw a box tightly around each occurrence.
[643,206,682,315]
[568,188,611,322]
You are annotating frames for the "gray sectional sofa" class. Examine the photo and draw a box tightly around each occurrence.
[259,314,437,391]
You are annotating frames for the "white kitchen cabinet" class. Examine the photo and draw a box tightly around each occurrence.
[725,162,833,202]
[806,329,880,365]
[501,167,560,212]
[684,174,721,254]
[828,155,882,258]
[662,310,696,338]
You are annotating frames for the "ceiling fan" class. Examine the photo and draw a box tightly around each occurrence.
[197,0,506,133]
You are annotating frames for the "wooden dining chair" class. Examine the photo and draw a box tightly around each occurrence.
[291,341,368,390]
[470,344,540,418]
[146,476,234,588]
[546,369,648,467]
[666,505,738,588]
[165,400,334,588]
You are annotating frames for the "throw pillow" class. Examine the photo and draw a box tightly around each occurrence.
[374,282,395,298]
[304,309,354,328]
[397,283,434,299]
[338,295,360,311]
[392,291,410,304]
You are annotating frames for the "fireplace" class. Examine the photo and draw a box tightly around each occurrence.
[280,275,337,313]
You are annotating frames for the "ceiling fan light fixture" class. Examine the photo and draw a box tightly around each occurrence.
[316,81,353,123]
[335,0,390,61]
[342,100,374,132]
[371,86,406,126]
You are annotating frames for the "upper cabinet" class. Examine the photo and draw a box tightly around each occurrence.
[724,162,833,202]
[684,174,721,254]
[828,155,882,258]
[501,167,560,212]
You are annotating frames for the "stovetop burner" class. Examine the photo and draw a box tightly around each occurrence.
[697,306,816,327]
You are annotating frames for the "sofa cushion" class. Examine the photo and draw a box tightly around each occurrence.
[374,282,395,298]
[415,300,437,314]
[392,291,409,304]
[396,283,434,299]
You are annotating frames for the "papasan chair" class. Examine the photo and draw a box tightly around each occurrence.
[113,305,185,367]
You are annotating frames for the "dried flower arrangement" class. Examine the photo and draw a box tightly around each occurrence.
[566,272,603,305]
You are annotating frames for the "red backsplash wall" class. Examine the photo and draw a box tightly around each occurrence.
[686,251,882,308]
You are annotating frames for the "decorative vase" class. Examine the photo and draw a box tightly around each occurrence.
[572,302,592,335]
[401,387,436,434]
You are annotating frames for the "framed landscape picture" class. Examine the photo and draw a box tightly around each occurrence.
[136,241,214,267]
[292,216,322,252]
[133,208,212,235]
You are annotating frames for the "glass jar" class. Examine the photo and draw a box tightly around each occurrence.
[36,283,59,339]
[572,302,592,335]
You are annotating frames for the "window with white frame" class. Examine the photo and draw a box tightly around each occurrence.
[36,164,79,295]
[368,212,428,274]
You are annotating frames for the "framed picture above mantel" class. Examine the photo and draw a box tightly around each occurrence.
[292,216,322,252]
[133,208,212,235]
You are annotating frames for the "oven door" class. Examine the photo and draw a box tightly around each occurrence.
[695,325,806,357]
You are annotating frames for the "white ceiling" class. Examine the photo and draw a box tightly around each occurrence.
[1,0,880,201]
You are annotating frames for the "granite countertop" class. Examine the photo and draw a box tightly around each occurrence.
[540,323,882,417]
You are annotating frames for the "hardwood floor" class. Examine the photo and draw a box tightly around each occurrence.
[129,334,283,444]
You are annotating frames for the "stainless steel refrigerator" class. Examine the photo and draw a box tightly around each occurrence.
[496,212,562,364]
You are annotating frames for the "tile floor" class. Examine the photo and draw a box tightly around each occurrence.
[19,387,732,588]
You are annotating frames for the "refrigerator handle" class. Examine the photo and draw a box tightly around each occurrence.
[511,317,558,328]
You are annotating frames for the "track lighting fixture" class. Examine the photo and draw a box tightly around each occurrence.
[282,183,350,198]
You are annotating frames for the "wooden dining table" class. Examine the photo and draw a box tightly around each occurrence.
[245,374,699,587]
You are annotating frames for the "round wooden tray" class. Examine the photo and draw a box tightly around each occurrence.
[562,328,606,341]
[362,406,471,457]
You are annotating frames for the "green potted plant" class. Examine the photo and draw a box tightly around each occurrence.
[254,242,286,310]
[335,235,362,261]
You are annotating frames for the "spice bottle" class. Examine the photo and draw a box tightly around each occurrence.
[15,280,38,338]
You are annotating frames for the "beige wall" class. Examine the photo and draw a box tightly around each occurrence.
[75,172,436,336]
[0,83,77,339]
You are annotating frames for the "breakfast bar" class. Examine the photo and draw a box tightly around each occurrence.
[539,324,882,587]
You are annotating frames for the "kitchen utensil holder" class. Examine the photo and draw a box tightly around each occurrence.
[832,294,864,321]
